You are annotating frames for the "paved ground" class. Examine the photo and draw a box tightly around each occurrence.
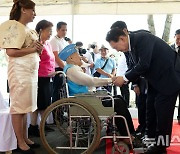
[11,130,107,154]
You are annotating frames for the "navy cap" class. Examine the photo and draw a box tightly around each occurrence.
[59,44,77,61]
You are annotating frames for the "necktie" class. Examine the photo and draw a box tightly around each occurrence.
[129,51,136,64]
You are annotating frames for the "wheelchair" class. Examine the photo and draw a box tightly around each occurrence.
[40,72,135,154]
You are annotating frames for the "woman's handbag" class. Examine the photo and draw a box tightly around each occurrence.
[93,71,101,77]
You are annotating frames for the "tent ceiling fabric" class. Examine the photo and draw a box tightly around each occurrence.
[0,0,180,16]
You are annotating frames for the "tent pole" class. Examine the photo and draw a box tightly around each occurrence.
[71,0,75,42]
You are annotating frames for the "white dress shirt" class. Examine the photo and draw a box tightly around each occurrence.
[117,53,128,76]
[50,36,68,68]
[83,50,94,75]
[122,35,131,82]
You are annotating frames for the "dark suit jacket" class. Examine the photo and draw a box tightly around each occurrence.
[171,44,176,50]
[125,32,180,95]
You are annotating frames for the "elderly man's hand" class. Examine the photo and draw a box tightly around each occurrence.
[113,76,125,87]
[81,56,88,63]
[107,73,114,78]
[112,76,117,82]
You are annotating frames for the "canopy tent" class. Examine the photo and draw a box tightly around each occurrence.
[0,0,180,16]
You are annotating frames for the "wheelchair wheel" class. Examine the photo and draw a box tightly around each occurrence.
[112,141,129,154]
[54,103,70,137]
[40,98,101,154]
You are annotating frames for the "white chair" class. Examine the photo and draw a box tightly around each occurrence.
[0,91,8,109]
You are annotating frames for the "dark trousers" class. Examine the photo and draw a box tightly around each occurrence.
[103,85,112,93]
[52,67,64,103]
[146,84,178,147]
[113,85,117,96]
[102,95,135,136]
[120,84,130,107]
[37,77,52,110]
[136,93,147,133]
[177,93,180,120]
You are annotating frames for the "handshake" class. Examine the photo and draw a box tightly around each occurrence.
[111,76,128,87]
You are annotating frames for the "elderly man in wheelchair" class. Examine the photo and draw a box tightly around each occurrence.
[40,44,143,154]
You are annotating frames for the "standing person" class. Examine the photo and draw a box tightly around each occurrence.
[75,41,94,75]
[111,21,148,134]
[0,0,43,153]
[94,45,116,93]
[50,21,71,102]
[83,49,94,76]
[28,20,55,137]
[116,52,130,107]
[89,42,101,74]
[106,28,180,153]
[171,29,180,125]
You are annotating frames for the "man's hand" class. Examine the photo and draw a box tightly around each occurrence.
[134,86,140,96]
[113,76,125,87]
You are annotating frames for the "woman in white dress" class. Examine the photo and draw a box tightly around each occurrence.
[0,0,43,153]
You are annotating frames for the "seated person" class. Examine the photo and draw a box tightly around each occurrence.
[59,44,135,137]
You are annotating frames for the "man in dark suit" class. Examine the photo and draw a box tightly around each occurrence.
[106,28,180,153]
[111,21,148,135]
[171,29,180,125]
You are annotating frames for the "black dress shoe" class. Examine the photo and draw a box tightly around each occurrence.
[27,143,40,148]
[16,148,35,154]
[145,145,167,154]
[132,136,146,148]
